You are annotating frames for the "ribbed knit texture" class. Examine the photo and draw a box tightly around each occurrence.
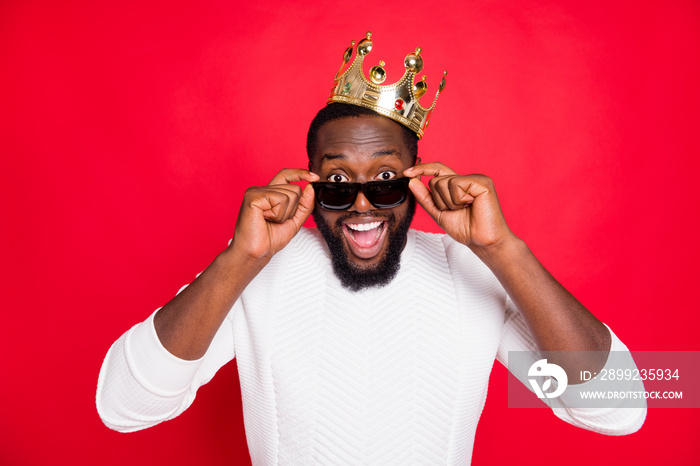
[96,228,645,465]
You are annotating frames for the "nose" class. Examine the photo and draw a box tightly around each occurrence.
[348,191,373,213]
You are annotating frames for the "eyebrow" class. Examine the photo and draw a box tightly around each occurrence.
[320,148,402,163]
[320,153,346,162]
[372,148,401,158]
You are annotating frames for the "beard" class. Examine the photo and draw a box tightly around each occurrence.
[312,197,416,292]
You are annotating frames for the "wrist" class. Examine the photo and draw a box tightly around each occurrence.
[471,233,527,268]
[220,239,270,276]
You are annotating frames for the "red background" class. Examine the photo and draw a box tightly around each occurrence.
[1,1,699,464]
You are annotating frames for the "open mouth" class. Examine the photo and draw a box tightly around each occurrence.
[343,220,388,260]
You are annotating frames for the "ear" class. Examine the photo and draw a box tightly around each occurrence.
[415,156,421,166]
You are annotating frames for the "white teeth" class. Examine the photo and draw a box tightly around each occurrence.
[346,221,382,231]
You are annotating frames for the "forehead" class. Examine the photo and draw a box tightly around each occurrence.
[313,115,411,169]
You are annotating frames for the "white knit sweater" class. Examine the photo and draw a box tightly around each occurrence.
[96,228,646,465]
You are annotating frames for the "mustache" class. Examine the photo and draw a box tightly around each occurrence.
[333,210,396,228]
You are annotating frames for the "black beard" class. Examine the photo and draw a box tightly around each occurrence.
[312,197,415,292]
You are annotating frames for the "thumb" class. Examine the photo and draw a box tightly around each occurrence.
[408,178,441,220]
[291,183,316,229]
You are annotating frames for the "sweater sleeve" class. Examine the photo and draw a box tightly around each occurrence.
[496,297,647,435]
[95,304,237,432]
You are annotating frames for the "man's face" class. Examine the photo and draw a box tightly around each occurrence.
[310,115,416,291]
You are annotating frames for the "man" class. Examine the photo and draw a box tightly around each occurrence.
[97,33,645,465]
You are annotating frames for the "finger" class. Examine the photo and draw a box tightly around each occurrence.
[428,176,450,210]
[433,176,466,210]
[249,190,293,223]
[407,178,442,220]
[271,183,303,197]
[451,175,492,204]
[404,162,457,179]
[289,183,316,230]
[268,168,320,186]
[448,177,475,207]
[269,184,303,219]
[266,184,301,208]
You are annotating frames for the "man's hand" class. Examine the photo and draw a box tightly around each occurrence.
[231,168,319,262]
[404,163,515,251]
[154,168,318,360]
[406,162,611,366]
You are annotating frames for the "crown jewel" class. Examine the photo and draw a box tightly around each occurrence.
[328,31,446,139]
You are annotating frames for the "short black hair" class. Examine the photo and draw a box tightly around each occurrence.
[306,103,418,168]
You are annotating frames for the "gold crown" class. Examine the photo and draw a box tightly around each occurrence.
[328,31,446,139]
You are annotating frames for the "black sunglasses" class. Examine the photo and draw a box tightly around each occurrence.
[312,178,411,211]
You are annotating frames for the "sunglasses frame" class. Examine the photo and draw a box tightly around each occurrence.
[312,177,411,211]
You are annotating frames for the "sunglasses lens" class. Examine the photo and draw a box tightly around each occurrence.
[313,179,409,210]
[364,179,409,208]
[316,183,358,210]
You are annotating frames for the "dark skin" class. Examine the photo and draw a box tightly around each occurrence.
[154,115,610,381]
[310,116,415,268]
